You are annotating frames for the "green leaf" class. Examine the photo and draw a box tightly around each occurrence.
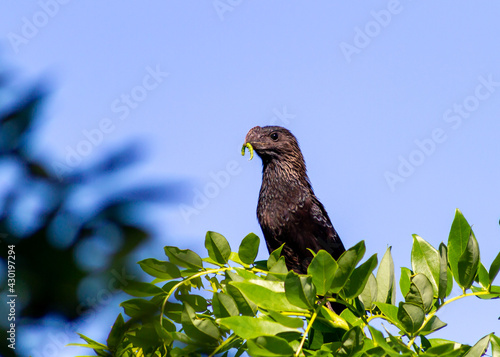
[226,268,244,283]
[376,247,396,305]
[266,256,288,281]
[160,300,183,323]
[212,292,239,318]
[153,319,174,345]
[457,230,480,290]
[171,331,192,344]
[164,246,204,269]
[419,315,447,336]
[446,266,454,298]
[226,284,258,316]
[343,253,378,299]
[383,325,415,355]
[489,250,500,286]
[181,302,219,343]
[217,316,300,340]
[411,235,440,296]
[203,256,226,267]
[397,302,425,334]
[475,262,489,289]
[331,241,366,293]
[120,298,158,318]
[234,267,262,280]
[106,314,125,350]
[161,317,177,332]
[230,280,307,312]
[367,326,401,357]
[405,273,434,313]
[125,323,170,351]
[424,342,467,356]
[471,285,500,299]
[235,346,248,357]
[177,294,208,312]
[126,323,162,350]
[366,326,387,347]
[308,250,338,295]
[338,326,364,356]
[340,308,362,327]
[215,338,243,357]
[318,341,343,352]
[255,260,268,270]
[122,281,165,297]
[239,233,260,265]
[71,333,109,350]
[352,296,367,316]
[284,271,316,309]
[448,209,471,283]
[438,243,449,301]
[425,338,461,347]
[229,251,251,267]
[373,302,401,329]
[247,335,295,357]
[491,335,500,357]
[320,306,350,330]
[205,231,231,265]
[267,244,285,269]
[266,310,304,329]
[420,335,432,350]
[360,273,378,311]
[233,279,286,293]
[400,267,412,297]
[138,258,181,280]
[464,333,490,357]
[491,285,500,294]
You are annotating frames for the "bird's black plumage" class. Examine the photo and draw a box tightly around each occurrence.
[244,126,345,274]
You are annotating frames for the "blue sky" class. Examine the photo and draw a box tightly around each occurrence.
[2,1,500,355]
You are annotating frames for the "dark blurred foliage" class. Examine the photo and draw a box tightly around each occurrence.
[0,70,184,356]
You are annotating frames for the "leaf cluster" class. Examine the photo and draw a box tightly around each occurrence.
[73,210,500,357]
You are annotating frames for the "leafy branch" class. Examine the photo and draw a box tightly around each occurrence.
[406,290,491,349]
[71,210,500,357]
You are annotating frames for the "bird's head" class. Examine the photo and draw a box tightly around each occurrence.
[242,126,305,166]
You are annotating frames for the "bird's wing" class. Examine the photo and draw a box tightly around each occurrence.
[307,195,345,260]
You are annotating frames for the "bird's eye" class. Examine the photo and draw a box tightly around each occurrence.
[270,132,279,141]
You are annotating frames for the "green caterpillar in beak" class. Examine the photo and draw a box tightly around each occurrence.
[241,142,254,160]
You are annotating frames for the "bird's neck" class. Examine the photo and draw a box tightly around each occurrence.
[261,158,311,192]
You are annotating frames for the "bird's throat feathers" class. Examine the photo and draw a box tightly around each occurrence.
[261,155,311,191]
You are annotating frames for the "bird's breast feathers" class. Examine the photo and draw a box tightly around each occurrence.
[257,190,311,233]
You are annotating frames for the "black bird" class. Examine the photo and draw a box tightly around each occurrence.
[243,126,345,274]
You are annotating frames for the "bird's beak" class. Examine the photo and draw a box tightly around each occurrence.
[242,126,262,160]
[244,126,261,144]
